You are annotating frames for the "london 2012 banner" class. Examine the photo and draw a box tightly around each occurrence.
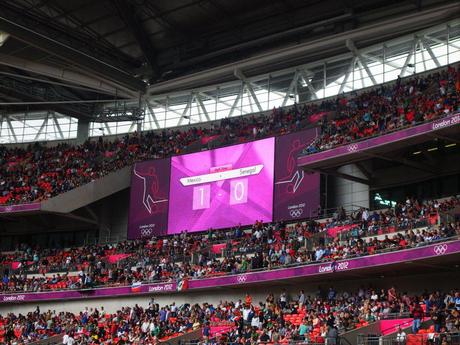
[273,128,320,222]
[128,158,171,239]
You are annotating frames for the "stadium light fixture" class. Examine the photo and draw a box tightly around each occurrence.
[412,151,422,155]
[444,143,456,148]
[427,147,438,152]
[374,193,396,207]
[0,31,9,47]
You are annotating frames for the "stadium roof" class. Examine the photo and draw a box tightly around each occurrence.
[0,0,458,121]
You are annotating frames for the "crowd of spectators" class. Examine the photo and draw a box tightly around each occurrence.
[303,65,460,154]
[1,287,460,344]
[327,196,460,238]
[1,196,459,294]
[1,65,459,205]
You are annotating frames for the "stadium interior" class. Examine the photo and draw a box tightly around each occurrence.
[0,0,460,344]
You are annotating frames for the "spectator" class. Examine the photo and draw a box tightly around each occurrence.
[395,326,407,344]
[411,303,424,333]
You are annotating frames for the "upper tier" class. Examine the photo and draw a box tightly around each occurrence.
[1,65,459,206]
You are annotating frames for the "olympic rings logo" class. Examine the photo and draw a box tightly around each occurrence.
[289,209,303,218]
[140,228,152,237]
[347,144,359,152]
[236,275,247,284]
[433,244,447,255]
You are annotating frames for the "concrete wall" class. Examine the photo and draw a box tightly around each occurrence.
[331,164,370,210]
[96,188,130,242]
[41,166,131,214]
[76,119,89,144]
[1,166,132,248]
[342,321,381,344]
[168,329,202,345]
[1,272,457,316]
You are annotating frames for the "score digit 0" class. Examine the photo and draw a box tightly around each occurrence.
[230,178,248,205]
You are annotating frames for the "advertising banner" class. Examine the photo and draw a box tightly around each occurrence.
[0,203,41,214]
[274,128,320,221]
[298,112,460,167]
[128,158,171,239]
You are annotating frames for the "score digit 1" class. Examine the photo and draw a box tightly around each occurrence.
[230,178,248,205]
[193,184,210,210]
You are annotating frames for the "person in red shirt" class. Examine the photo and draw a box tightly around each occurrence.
[411,303,424,333]
[245,294,252,307]
[388,287,397,302]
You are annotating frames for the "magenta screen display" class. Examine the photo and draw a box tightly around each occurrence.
[168,138,275,234]
[128,159,171,239]
[274,129,320,221]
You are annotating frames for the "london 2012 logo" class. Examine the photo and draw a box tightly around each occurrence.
[433,244,447,255]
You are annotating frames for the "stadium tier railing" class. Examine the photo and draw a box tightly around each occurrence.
[0,216,449,278]
[299,110,460,160]
[1,235,459,303]
[357,332,460,345]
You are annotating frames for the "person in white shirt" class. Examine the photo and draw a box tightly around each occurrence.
[171,302,177,316]
[242,306,250,322]
[235,299,242,309]
[251,314,261,329]
[396,327,407,344]
[362,209,369,222]
[370,291,379,301]
[280,290,288,309]
[63,333,75,345]
[298,290,306,308]
[141,319,150,334]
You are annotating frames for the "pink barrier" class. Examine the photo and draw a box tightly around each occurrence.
[309,112,328,123]
[380,318,413,335]
[210,325,235,337]
[326,224,357,237]
[211,242,239,254]
[201,135,222,145]
[11,261,34,270]
[107,254,132,264]
[211,244,226,254]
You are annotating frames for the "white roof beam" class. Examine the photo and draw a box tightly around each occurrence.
[346,40,377,85]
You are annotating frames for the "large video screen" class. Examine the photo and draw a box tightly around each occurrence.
[167,138,275,234]
[128,159,171,239]
[274,129,320,221]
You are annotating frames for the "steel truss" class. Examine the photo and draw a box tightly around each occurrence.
[1,20,459,143]
[138,20,460,133]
